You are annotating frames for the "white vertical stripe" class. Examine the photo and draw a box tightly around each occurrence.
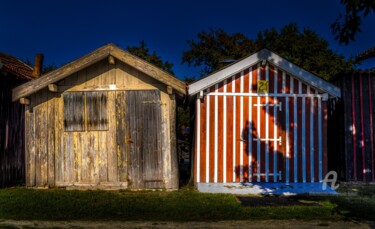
[273,67,278,182]
[249,67,253,182]
[214,84,218,183]
[223,80,227,183]
[307,86,310,94]
[318,97,323,182]
[240,71,244,182]
[265,64,269,182]
[302,96,306,183]
[310,96,315,182]
[294,99,298,182]
[206,89,210,183]
[257,64,261,182]
[196,97,201,183]
[232,75,236,182]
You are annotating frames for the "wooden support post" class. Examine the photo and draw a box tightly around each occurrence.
[48,84,58,92]
[20,97,30,105]
[108,56,116,65]
[167,86,173,95]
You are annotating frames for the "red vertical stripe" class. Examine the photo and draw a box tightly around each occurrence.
[200,96,207,182]
[352,73,357,181]
[243,70,250,181]
[306,97,311,182]
[359,74,366,181]
[226,79,234,183]
[368,74,375,182]
[235,74,241,182]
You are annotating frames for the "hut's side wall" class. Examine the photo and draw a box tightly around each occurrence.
[0,75,27,188]
[339,73,375,182]
[194,63,328,184]
[25,59,177,189]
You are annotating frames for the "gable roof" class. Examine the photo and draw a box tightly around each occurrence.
[12,43,186,101]
[188,49,341,97]
[0,52,33,80]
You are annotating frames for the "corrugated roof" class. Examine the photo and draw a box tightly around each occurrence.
[0,52,33,80]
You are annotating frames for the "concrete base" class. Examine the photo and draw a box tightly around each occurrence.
[197,182,338,195]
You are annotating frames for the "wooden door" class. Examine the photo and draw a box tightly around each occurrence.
[124,90,163,189]
[251,96,282,182]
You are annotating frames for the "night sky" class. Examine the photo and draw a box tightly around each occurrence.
[1,0,374,78]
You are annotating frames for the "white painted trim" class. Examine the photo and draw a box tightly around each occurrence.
[318,97,322,182]
[214,84,218,183]
[223,79,227,183]
[248,67,253,182]
[206,92,325,98]
[240,71,244,182]
[257,64,261,182]
[274,67,278,182]
[188,49,341,97]
[206,89,210,183]
[196,98,201,183]
[265,64,269,182]
[310,96,315,182]
[232,75,236,182]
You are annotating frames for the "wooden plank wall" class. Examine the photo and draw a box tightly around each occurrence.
[0,75,27,188]
[338,73,375,182]
[25,59,177,189]
[195,63,328,184]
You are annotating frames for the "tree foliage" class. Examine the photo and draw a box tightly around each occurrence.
[182,29,256,76]
[126,40,174,74]
[182,23,354,80]
[332,0,375,45]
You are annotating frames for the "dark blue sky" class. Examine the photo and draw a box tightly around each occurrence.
[1,0,374,78]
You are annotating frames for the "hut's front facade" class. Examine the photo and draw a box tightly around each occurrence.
[189,49,341,191]
[13,44,186,190]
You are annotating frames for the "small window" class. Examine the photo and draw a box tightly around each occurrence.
[86,91,108,131]
[63,92,85,131]
[63,91,108,132]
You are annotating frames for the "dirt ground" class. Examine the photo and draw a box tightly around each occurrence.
[0,219,374,229]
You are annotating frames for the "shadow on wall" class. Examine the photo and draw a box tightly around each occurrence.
[234,120,285,182]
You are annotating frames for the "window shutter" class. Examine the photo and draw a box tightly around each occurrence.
[86,91,108,131]
[63,92,85,131]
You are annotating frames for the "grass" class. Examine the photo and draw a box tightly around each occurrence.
[0,186,373,221]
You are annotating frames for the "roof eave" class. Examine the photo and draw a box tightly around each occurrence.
[188,49,341,98]
[12,44,187,101]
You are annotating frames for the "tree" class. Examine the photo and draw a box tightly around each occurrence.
[126,40,174,74]
[332,0,375,45]
[182,29,256,76]
[255,23,354,80]
[182,23,354,80]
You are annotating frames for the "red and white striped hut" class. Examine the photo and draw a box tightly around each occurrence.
[188,49,341,193]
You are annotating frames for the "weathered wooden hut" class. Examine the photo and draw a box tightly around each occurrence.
[0,52,34,187]
[12,44,186,190]
[189,49,341,188]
